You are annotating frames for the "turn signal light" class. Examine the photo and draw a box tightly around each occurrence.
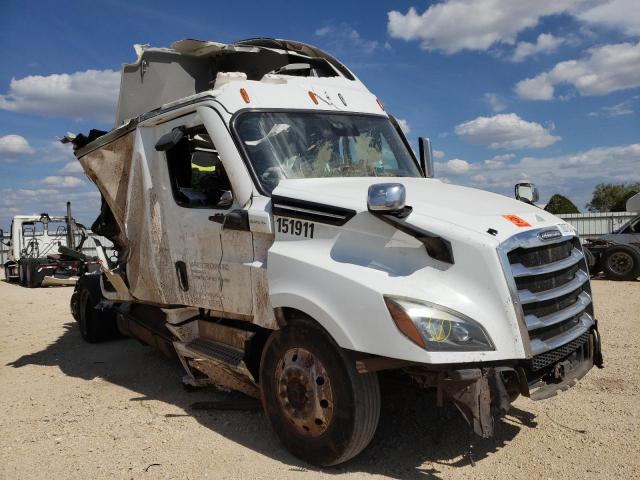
[240,88,250,104]
[308,91,319,105]
[385,297,426,348]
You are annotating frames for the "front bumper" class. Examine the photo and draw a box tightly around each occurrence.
[387,322,603,439]
[522,321,603,400]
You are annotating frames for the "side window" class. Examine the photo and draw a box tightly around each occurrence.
[22,222,44,237]
[165,126,233,209]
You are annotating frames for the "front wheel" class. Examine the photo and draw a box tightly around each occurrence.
[260,319,380,466]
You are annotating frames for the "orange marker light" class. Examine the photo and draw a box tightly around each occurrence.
[376,98,385,111]
[240,88,250,104]
[502,214,531,227]
[308,91,319,105]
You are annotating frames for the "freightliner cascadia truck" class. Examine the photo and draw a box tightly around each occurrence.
[63,38,603,466]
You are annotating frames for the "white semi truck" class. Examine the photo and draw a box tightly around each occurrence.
[64,38,603,466]
[1,203,98,287]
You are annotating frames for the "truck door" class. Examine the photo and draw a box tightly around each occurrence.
[151,117,254,317]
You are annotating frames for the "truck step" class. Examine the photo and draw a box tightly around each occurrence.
[186,338,244,367]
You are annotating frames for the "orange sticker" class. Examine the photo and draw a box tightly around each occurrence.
[502,214,531,227]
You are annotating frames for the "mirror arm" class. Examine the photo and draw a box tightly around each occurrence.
[208,209,249,231]
[371,211,454,264]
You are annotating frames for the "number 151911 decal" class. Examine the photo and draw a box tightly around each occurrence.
[275,217,315,238]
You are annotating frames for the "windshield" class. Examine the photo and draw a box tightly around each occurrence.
[235,112,422,193]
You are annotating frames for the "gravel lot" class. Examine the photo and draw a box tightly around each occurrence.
[0,275,638,479]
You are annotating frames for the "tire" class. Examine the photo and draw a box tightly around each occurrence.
[3,264,10,282]
[18,261,26,286]
[70,289,80,322]
[601,245,640,281]
[77,274,118,342]
[24,260,41,288]
[260,318,380,466]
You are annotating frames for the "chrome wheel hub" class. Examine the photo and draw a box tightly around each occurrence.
[275,348,334,437]
[609,252,632,275]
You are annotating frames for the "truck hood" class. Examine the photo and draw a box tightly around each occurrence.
[272,177,568,242]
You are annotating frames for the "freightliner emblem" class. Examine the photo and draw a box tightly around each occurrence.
[538,229,562,241]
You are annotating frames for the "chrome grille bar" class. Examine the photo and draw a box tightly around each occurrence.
[530,313,594,356]
[510,248,583,277]
[525,291,591,330]
[518,269,589,304]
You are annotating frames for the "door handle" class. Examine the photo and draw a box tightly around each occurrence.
[175,261,189,291]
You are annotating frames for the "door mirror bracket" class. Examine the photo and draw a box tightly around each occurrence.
[418,137,434,178]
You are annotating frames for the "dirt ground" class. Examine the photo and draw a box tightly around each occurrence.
[0,275,638,480]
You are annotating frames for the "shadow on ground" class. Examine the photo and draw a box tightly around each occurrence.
[8,322,537,479]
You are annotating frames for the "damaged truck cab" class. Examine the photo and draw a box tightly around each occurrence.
[66,38,603,466]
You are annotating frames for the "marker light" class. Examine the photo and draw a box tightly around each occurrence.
[240,88,250,104]
[308,91,319,105]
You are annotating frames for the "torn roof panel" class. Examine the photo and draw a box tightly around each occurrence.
[114,37,358,127]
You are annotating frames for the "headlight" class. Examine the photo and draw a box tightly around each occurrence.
[384,296,494,351]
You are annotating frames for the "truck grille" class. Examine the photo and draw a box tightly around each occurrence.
[499,229,594,357]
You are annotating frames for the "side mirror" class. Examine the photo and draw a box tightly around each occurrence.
[418,137,434,178]
[367,183,406,213]
[515,182,539,204]
[155,127,185,151]
[216,190,234,209]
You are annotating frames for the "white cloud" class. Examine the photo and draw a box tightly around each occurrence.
[484,92,507,113]
[436,143,640,210]
[590,99,636,117]
[396,118,411,134]
[59,161,84,174]
[435,158,475,175]
[433,149,445,159]
[573,0,640,37]
[484,153,515,168]
[0,134,35,160]
[516,41,640,100]
[387,1,574,54]
[455,113,560,150]
[42,141,76,163]
[40,176,85,188]
[0,187,100,227]
[314,24,381,55]
[510,33,566,62]
[0,69,119,123]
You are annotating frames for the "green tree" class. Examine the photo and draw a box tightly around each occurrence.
[545,194,579,214]
[587,183,640,212]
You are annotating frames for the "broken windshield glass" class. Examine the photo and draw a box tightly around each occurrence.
[235,112,421,193]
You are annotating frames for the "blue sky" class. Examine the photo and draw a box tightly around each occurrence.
[1,0,639,228]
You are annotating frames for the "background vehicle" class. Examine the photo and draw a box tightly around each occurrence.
[65,38,603,466]
[1,202,100,287]
[581,193,640,280]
